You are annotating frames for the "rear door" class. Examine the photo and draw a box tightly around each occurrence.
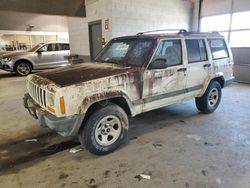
[57,43,70,66]
[184,38,210,98]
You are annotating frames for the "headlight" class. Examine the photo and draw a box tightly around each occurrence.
[47,92,55,113]
[3,57,12,62]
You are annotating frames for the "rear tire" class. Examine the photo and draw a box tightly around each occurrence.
[78,103,129,155]
[195,81,222,114]
[14,61,32,76]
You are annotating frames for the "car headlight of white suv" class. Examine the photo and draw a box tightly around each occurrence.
[3,57,12,62]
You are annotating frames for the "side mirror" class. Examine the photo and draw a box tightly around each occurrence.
[36,49,44,53]
[149,58,168,69]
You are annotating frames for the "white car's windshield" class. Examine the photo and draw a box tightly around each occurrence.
[95,38,155,67]
[28,43,44,52]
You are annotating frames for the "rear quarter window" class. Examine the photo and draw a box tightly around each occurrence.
[58,43,70,51]
[208,39,229,60]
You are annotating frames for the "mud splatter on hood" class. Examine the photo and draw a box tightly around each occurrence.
[37,62,139,87]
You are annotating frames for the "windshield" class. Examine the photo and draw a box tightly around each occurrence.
[28,43,44,52]
[95,38,155,67]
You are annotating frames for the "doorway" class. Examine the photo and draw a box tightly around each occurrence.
[88,20,103,60]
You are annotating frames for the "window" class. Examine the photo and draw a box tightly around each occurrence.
[201,14,231,32]
[201,11,250,47]
[231,11,250,30]
[230,31,250,47]
[58,43,70,51]
[208,39,229,60]
[153,40,182,66]
[40,44,57,52]
[186,39,207,63]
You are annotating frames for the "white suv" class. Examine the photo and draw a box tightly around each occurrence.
[23,30,234,155]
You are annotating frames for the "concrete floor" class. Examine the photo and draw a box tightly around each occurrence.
[0,69,249,188]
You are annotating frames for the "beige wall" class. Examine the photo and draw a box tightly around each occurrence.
[68,0,113,56]
[68,0,193,56]
[112,0,193,38]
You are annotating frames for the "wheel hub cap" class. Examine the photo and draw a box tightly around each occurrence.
[208,88,219,107]
[17,63,30,75]
[95,115,122,146]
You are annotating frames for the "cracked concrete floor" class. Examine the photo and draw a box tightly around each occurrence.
[0,70,249,188]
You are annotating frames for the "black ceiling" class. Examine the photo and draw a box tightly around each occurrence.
[0,0,86,17]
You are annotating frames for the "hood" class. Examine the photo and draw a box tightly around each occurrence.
[36,62,139,87]
[0,51,31,58]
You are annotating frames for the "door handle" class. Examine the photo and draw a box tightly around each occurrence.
[154,72,163,79]
[203,64,211,68]
[177,68,187,72]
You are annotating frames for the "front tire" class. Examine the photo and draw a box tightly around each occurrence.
[195,81,222,114]
[14,61,32,76]
[78,103,129,155]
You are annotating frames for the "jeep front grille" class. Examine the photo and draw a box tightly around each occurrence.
[28,81,47,108]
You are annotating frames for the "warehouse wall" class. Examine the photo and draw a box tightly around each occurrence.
[232,48,250,83]
[68,0,112,57]
[68,0,193,57]
[112,0,193,37]
[0,11,68,32]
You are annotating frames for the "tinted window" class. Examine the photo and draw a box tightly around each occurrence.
[186,39,207,63]
[58,43,70,51]
[208,39,229,59]
[40,44,57,52]
[153,40,182,66]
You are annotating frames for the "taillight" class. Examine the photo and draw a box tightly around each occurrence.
[230,64,234,75]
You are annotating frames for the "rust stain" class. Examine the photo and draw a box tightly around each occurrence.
[78,91,125,113]
[37,63,140,87]
[30,75,56,92]
[30,75,51,86]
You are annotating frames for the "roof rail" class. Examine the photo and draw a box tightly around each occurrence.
[136,29,188,35]
[136,29,221,37]
[181,31,221,36]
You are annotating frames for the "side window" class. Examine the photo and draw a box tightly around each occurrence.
[58,43,70,51]
[153,39,182,66]
[40,44,57,52]
[208,39,229,60]
[185,39,208,63]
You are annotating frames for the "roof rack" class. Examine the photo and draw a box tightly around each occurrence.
[136,29,188,35]
[182,31,221,37]
[136,29,221,37]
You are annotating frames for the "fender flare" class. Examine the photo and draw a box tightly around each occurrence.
[78,91,135,115]
[198,72,225,97]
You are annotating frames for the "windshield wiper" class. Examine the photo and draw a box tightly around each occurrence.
[98,59,124,65]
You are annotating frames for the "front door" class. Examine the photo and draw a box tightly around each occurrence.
[142,39,187,112]
[184,39,210,98]
[34,43,59,69]
[89,20,103,60]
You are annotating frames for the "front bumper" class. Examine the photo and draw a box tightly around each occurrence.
[0,59,13,71]
[23,93,84,137]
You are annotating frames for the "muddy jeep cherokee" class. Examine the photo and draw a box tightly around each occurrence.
[23,30,234,155]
